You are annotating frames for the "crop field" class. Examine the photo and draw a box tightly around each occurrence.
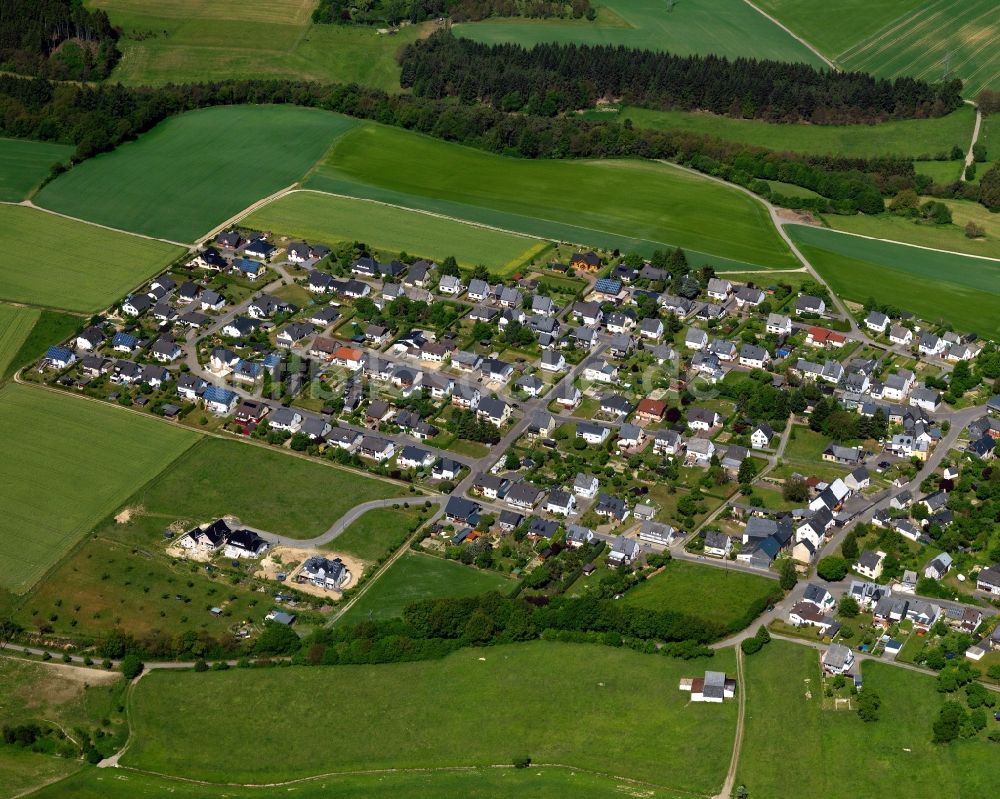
[457,0,824,65]
[337,551,513,624]
[0,304,39,380]
[327,507,426,562]
[90,0,426,91]
[132,438,409,540]
[307,124,799,270]
[0,138,74,202]
[125,641,736,791]
[242,191,547,273]
[0,384,197,594]
[788,224,1000,339]
[582,105,974,159]
[0,206,183,312]
[737,641,997,798]
[36,106,359,243]
[622,560,781,632]
[0,310,80,382]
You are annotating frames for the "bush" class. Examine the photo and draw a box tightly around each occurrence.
[816,556,849,582]
[193,659,209,672]
[513,755,531,768]
[119,653,144,680]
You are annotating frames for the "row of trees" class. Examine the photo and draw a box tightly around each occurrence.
[400,31,964,124]
[312,0,590,25]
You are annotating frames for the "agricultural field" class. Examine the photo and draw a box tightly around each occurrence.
[737,640,998,798]
[0,304,40,380]
[306,124,800,270]
[0,310,81,382]
[621,560,781,633]
[36,106,358,243]
[787,224,1000,339]
[0,138,74,202]
[0,384,197,594]
[89,0,427,91]
[337,551,513,625]
[242,191,548,273]
[0,206,183,312]
[327,507,426,563]
[457,0,824,65]
[583,105,974,159]
[124,641,737,792]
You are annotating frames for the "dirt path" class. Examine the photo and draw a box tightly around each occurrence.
[714,647,747,799]
[196,184,300,246]
[961,100,983,182]
[738,0,838,71]
[11,200,190,249]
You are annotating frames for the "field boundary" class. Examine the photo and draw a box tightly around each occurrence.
[12,200,190,248]
[738,0,837,69]
[786,221,1000,264]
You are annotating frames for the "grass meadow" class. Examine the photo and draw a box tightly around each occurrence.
[0,384,197,593]
[243,191,547,273]
[306,124,799,270]
[737,640,998,798]
[326,507,426,562]
[583,105,974,159]
[457,0,824,65]
[124,641,736,791]
[36,106,358,243]
[0,748,81,799]
[622,560,781,632]
[787,224,1000,338]
[90,0,426,91]
[337,551,513,624]
[0,138,74,202]
[0,206,183,312]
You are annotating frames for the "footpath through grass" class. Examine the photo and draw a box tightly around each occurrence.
[737,640,998,798]
[0,384,197,594]
[0,138,74,202]
[124,640,736,792]
[307,124,798,270]
[36,106,359,243]
[0,205,183,312]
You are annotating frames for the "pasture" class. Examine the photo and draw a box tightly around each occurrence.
[124,641,736,791]
[737,640,998,798]
[327,507,426,563]
[36,106,358,243]
[337,551,513,624]
[0,304,39,380]
[0,138,73,202]
[0,206,183,312]
[307,124,799,270]
[90,0,425,91]
[242,191,546,273]
[621,560,781,633]
[457,0,824,65]
[788,224,1000,338]
[0,384,197,594]
[584,105,974,159]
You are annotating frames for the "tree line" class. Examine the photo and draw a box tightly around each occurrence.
[400,31,963,124]
[312,0,591,26]
[0,0,119,81]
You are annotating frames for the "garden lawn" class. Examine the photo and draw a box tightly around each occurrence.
[0,206,183,312]
[787,224,1000,339]
[457,0,823,65]
[737,640,998,798]
[91,0,426,91]
[132,438,409,540]
[584,105,974,159]
[242,191,546,273]
[26,763,694,799]
[0,138,73,202]
[36,106,359,243]
[307,124,799,270]
[824,209,1000,259]
[326,507,426,562]
[338,551,513,624]
[124,640,736,792]
[0,384,197,594]
[622,560,781,633]
[0,304,39,380]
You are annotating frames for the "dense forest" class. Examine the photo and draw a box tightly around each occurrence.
[0,0,119,81]
[312,0,591,26]
[400,31,964,124]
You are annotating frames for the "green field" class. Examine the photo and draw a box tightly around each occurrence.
[0,310,81,381]
[0,748,81,799]
[621,560,781,632]
[243,191,547,272]
[327,507,425,562]
[0,384,197,593]
[338,551,513,624]
[132,438,409,540]
[124,641,736,791]
[737,640,998,798]
[458,0,824,65]
[915,159,964,183]
[583,105,974,159]
[90,0,427,91]
[0,138,74,202]
[0,304,39,379]
[788,224,1000,338]
[36,106,358,243]
[306,124,799,270]
[0,205,183,312]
